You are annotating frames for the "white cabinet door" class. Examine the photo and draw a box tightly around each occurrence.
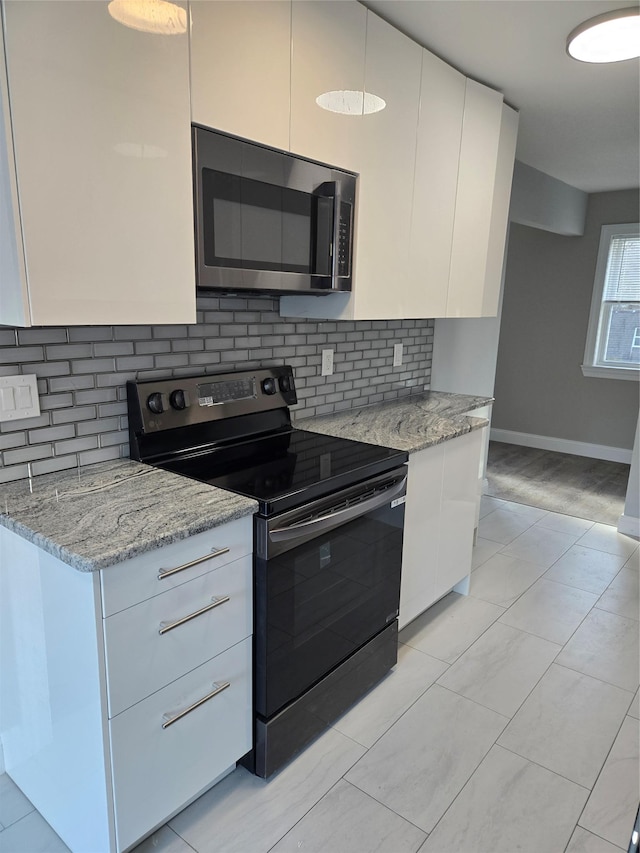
[435,428,484,600]
[352,11,422,320]
[110,638,252,853]
[408,51,465,319]
[190,1,291,152]
[290,0,366,172]
[446,79,504,318]
[1,0,195,327]
[481,104,519,316]
[399,443,443,629]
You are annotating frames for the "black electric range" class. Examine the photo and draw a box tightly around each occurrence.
[127,366,408,777]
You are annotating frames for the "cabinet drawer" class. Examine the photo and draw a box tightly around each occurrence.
[104,554,252,717]
[110,637,252,853]
[100,515,252,617]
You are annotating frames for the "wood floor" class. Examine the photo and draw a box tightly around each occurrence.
[486,442,630,526]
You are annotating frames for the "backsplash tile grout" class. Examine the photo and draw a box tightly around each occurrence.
[0,296,433,483]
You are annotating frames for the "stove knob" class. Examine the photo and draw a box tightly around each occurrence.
[261,378,277,396]
[169,389,188,410]
[278,375,292,393]
[147,392,164,414]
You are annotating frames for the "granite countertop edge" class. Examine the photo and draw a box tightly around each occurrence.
[0,459,257,573]
[294,390,493,454]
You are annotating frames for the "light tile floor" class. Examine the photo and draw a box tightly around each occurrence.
[1,497,638,853]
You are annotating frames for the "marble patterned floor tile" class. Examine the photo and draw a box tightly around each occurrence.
[629,689,640,719]
[556,608,640,693]
[437,622,560,717]
[543,544,627,595]
[131,825,193,853]
[471,536,502,570]
[420,745,589,853]
[0,811,70,853]
[499,525,578,568]
[469,552,547,608]
[576,524,639,559]
[399,592,504,664]
[563,826,623,853]
[535,511,595,537]
[0,775,34,830]
[491,501,549,523]
[579,716,640,849]
[345,684,508,834]
[624,548,640,571]
[596,567,639,621]
[270,779,426,853]
[498,578,598,645]
[479,495,509,518]
[169,727,365,853]
[477,509,535,545]
[331,643,448,747]
[497,663,632,788]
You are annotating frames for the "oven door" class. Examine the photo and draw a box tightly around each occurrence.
[253,468,407,720]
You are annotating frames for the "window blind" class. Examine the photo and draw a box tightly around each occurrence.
[602,234,640,302]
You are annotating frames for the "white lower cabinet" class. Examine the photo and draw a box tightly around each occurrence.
[399,428,485,629]
[110,637,252,853]
[0,515,253,853]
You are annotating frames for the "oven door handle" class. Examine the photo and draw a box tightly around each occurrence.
[269,475,407,543]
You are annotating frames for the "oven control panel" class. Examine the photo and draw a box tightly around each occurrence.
[127,366,297,435]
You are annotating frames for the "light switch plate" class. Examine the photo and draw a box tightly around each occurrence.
[321,349,334,376]
[0,374,41,422]
[393,343,403,367]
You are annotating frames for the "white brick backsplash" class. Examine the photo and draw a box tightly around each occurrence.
[0,297,432,481]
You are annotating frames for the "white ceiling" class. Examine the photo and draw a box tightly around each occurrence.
[362,0,640,193]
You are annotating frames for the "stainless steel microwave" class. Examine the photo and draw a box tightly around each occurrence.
[192,126,356,295]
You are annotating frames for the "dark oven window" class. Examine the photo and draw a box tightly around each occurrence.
[254,503,404,720]
[202,168,313,273]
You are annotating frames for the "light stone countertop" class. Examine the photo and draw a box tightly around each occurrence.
[0,459,257,572]
[294,390,493,454]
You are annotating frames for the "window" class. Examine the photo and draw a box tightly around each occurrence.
[582,223,640,380]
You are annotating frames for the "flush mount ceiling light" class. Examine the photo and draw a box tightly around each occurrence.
[316,90,386,115]
[566,6,640,62]
[107,0,187,35]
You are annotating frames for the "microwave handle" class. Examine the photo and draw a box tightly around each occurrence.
[312,182,352,288]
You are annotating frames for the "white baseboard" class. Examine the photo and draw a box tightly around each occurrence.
[490,428,633,464]
[617,514,640,540]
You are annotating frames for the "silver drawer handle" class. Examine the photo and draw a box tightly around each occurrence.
[157,547,230,580]
[158,595,230,635]
[161,681,231,729]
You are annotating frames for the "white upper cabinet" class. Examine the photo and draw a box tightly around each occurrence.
[190,1,291,152]
[408,51,465,319]
[482,103,519,316]
[1,0,195,327]
[290,0,366,172]
[351,12,422,320]
[446,79,504,318]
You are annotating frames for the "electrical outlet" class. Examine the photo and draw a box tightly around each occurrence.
[321,349,334,376]
[393,343,403,367]
[0,374,40,422]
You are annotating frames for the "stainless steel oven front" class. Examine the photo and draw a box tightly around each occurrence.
[250,466,407,777]
[192,125,356,295]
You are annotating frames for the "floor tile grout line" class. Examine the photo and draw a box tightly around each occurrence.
[496,741,592,792]
[564,827,627,853]
[553,658,639,695]
[166,824,198,853]
[575,711,639,835]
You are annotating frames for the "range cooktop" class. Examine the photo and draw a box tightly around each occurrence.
[127,366,407,516]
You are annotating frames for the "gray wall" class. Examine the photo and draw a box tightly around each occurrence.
[492,189,639,451]
[0,296,433,484]
[510,161,588,237]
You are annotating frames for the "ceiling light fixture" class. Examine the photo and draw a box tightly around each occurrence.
[107,0,187,35]
[566,6,640,63]
[316,90,386,115]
